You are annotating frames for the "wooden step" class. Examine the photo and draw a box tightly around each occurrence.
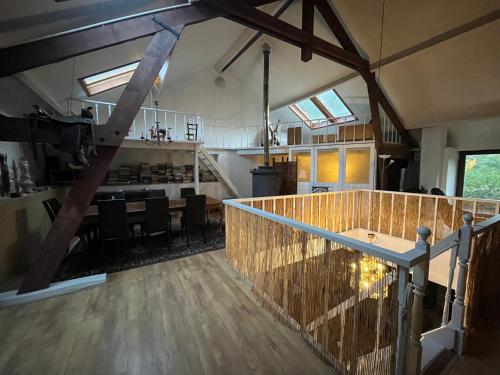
[422,348,456,375]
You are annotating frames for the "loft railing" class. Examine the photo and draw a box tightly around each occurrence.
[203,113,403,149]
[225,190,500,374]
[68,98,204,142]
[67,98,403,149]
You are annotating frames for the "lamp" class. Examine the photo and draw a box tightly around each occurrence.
[140,100,172,145]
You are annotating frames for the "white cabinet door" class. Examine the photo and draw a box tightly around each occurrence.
[341,144,376,190]
[313,146,342,191]
[290,147,313,194]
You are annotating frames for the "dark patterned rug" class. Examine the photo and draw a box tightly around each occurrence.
[54,222,225,282]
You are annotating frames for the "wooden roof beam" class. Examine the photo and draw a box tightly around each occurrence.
[0,1,277,78]
[18,28,183,294]
[313,0,415,147]
[201,0,369,70]
[301,0,314,62]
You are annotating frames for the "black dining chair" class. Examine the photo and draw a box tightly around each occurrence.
[149,189,166,198]
[180,187,196,198]
[141,197,171,249]
[125,189,149,202]
[42,198,62,223]
[181,195,207,246]
[42,198,91,251]
[97,199,129,248]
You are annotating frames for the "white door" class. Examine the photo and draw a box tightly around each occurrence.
[290,147,313,194]
[341,144,376,190]
[313,145,342,191]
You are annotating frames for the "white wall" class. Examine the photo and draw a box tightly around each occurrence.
[419,126,447,192]
[419,116,500,195]
[157,67,262,129]
[212,151,260,198]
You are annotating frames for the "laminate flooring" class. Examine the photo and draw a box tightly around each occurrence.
[0,250,332,375]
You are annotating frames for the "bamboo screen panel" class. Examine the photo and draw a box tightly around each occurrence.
[238,190,499,247]
[225,204,399,374]
[357,191,500,245]
[245,191,361,234]
[464,223,500,339]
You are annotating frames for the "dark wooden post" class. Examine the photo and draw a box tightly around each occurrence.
[18,28,183,294]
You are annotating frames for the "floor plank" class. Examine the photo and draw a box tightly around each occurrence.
[0,250,332,375]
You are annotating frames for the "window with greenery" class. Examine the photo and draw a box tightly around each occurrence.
[462,153,500,200]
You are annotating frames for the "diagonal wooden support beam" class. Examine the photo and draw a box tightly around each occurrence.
[0,1,276,78]
[18,28,183,294]
[314,0,415,147]
[301,0,314,62]
[368,73,384,152]
[201,0,368,70]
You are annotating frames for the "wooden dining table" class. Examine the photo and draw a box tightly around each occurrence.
[85,196,223,218]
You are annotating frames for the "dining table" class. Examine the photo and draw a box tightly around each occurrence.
[84,196,223,221]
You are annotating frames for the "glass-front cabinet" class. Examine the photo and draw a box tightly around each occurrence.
[289,143,375,193]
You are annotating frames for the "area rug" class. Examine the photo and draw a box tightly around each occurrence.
[54,222,225,282]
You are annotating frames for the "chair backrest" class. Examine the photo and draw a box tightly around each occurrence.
[185,195,206,226]
[92,191,124,204]
[149,189,166,198]
[145,197,170,234]
[97,199,128,240]
[125,189,149,202]
[42,198,61,223]
[180,187,196,198]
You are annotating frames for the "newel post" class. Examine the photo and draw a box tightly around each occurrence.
[450,213,474,354]
[407,226,431,375]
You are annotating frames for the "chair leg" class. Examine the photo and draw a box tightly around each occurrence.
[186,227,189,246]
[202,227,206,244]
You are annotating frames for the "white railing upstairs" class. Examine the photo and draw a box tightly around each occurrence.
[68,98,403,149]
[69,98,204,142]
[203,113,404,149]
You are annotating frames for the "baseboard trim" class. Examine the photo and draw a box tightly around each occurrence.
[0,274,107,309]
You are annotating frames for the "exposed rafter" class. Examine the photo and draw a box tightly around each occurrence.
[201,0,369,70]
[0,1,278,78]
[367,73,384,152]
[215,0,294,73]
[313,0,414,146]
[301,0,314,62]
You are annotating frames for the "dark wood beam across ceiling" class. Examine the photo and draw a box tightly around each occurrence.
[0,0,277,78]
[313,0,415,147]
[301,0,314,62]
[202,0,369,70]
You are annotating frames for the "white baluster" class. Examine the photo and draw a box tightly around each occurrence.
[407,226,431,375]
[442,245,458,326]
[450,213,474,354]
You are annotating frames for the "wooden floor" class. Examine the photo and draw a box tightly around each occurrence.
[445,323,500,375]
[0,250,332,375]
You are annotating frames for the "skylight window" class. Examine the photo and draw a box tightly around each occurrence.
[295,98,324,120]
[288,89,355,128]
[79,61,139,96]
[316,90,353,117]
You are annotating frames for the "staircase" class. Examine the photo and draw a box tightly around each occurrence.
[198,145,240,198]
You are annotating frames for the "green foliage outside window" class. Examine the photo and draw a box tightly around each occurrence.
[463,154,500,200]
